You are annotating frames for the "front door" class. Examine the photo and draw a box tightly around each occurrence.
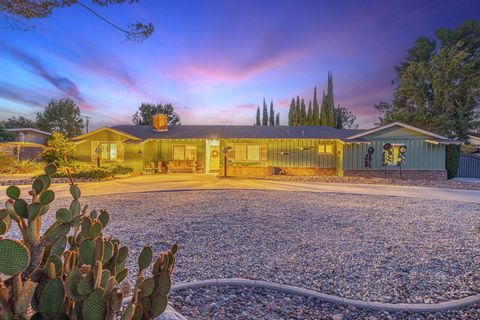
[209,146,220,171]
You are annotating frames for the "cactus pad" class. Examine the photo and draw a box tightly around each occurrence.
[79,238,95,266]
[40,190,55,206]
[56,208,72,224]
[14,199,29,219]
[151,295,168,317]
[70,184,81,200]
[38,277,65,317]
[6,186,21,199]
[0,239,30,276]
[44,163,57,176]
[138,246,153,271]
[27,202,42,221]
[66,266,82,300]
[32,179,45,194]
[82,288,107,320]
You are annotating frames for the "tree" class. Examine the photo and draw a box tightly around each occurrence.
[132,102,181,126]
[326,72,336,127]
[1,0,153,41]
[334,106,359,129]
[295,96,301,125]
[255,106,261,126]
[312,86,320,125]
[373,101,393,126]
[36,98,84,138]
[0,124,15,142]
[320,91,328,126]
[307,100,313,125]
[269,100,275,126]
[275,112,280,126]
[262,98,268,126]
[374,19,480,139]
[288,98,297,126]
[0,116,36,128]
[300,99,307,125]
[41,132,75,166]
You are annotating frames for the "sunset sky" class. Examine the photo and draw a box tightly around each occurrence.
[0,0,479,129]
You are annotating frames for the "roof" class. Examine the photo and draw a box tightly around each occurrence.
[0,141,47,148]
[346,122,448,140]
[5,128,51,136]
[71,127,142,141]
[110,125,365,140]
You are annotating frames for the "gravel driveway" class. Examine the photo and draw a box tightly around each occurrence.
[46,190,480,304]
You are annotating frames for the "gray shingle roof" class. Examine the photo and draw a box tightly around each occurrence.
[111,125,364,140]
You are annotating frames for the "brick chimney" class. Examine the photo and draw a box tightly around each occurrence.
[153,114,168,132]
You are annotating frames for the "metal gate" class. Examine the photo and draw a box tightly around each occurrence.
[458,155,480,178]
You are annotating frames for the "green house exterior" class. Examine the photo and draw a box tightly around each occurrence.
[72,122,459,180]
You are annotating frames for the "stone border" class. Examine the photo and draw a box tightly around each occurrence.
[166,278,480,313]
[0,177,108,186]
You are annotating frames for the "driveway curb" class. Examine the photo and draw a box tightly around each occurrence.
[170,278,480,312]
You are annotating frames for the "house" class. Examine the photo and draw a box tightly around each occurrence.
[71,115,460,180]
[1,128,51,160]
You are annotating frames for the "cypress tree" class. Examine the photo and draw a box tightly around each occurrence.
[312,86,320,125]
[255,106,261,126]
[300,99,307,125]
[326,72,335,127]
[269,100,275,126]
[275,112,280,126]
[295,96,301,126]
[307,100,313,125]
[288,98,296,125]
[262,98,268,126]
[320,91,328,126]
[335,104,343,129]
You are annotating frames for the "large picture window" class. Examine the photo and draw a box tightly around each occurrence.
[234,144,260,161]
[100,143,117,160]
[173,145,197,160]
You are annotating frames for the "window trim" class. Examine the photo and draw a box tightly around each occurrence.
[233,143,261,162]
[318,144,334,154]
[172,144,197,161]
[94,142,119,162]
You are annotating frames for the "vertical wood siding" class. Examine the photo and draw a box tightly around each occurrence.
[344,139,446,170]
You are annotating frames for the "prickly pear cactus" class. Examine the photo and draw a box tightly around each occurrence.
[0,164,178,320]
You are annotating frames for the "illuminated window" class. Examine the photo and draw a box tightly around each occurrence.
[318,144,333,154]
[100,143,117,160]
[173,145,197,160]
[234,144,260,161]
[386,144,405,165]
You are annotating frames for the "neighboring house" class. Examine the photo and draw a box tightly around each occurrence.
[1,128,51,160]
[71,116,460,180]
[467,135,480,146]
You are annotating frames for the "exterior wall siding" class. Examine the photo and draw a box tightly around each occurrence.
[344,139,446,170]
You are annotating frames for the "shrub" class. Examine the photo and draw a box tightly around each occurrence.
[0,164,178,319]
[446,144,461,179]
[54,164,133,180]
[41,132,75,166]
[10,159,42,174]
[106,163,134,176]
[0,147,15,173]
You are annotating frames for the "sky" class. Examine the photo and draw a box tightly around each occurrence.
[0,0,479,129]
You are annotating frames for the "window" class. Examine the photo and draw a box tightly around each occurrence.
[100,143,117,160]
[318,144,333,154]
[234,144,260,161]
[173,145,197,160]
[385,144,405,165]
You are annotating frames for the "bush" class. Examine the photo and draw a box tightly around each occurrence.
[0,147,15,173]
[446,144,461,179]
[54,163,133,180]
[0,164,178,319]
[41,132,75,166]
[10,159,42,174]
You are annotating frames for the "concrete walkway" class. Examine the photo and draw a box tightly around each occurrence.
[1,174,479,203]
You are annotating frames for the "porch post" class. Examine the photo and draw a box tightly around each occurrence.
[335,140,344,177]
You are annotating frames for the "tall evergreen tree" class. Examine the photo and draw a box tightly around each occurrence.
[326,72,336,127]
[320,91,328,126]
[312,86,320,125]
[334,104,342,129]
[262,98,268,126]
[275,112,280,126]
[269,100,275,126]
[300,99,307,125]
[295,96,301,126]
[288,98,296,125]
[255,106,261,126]
[307,100,313,125]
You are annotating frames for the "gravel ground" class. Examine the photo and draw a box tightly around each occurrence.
[7,190,480,318]
[243,175,480,191]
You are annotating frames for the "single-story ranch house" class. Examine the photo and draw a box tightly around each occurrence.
[71,116,460,179]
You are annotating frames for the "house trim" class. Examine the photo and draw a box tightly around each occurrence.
[346,122,447,140]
